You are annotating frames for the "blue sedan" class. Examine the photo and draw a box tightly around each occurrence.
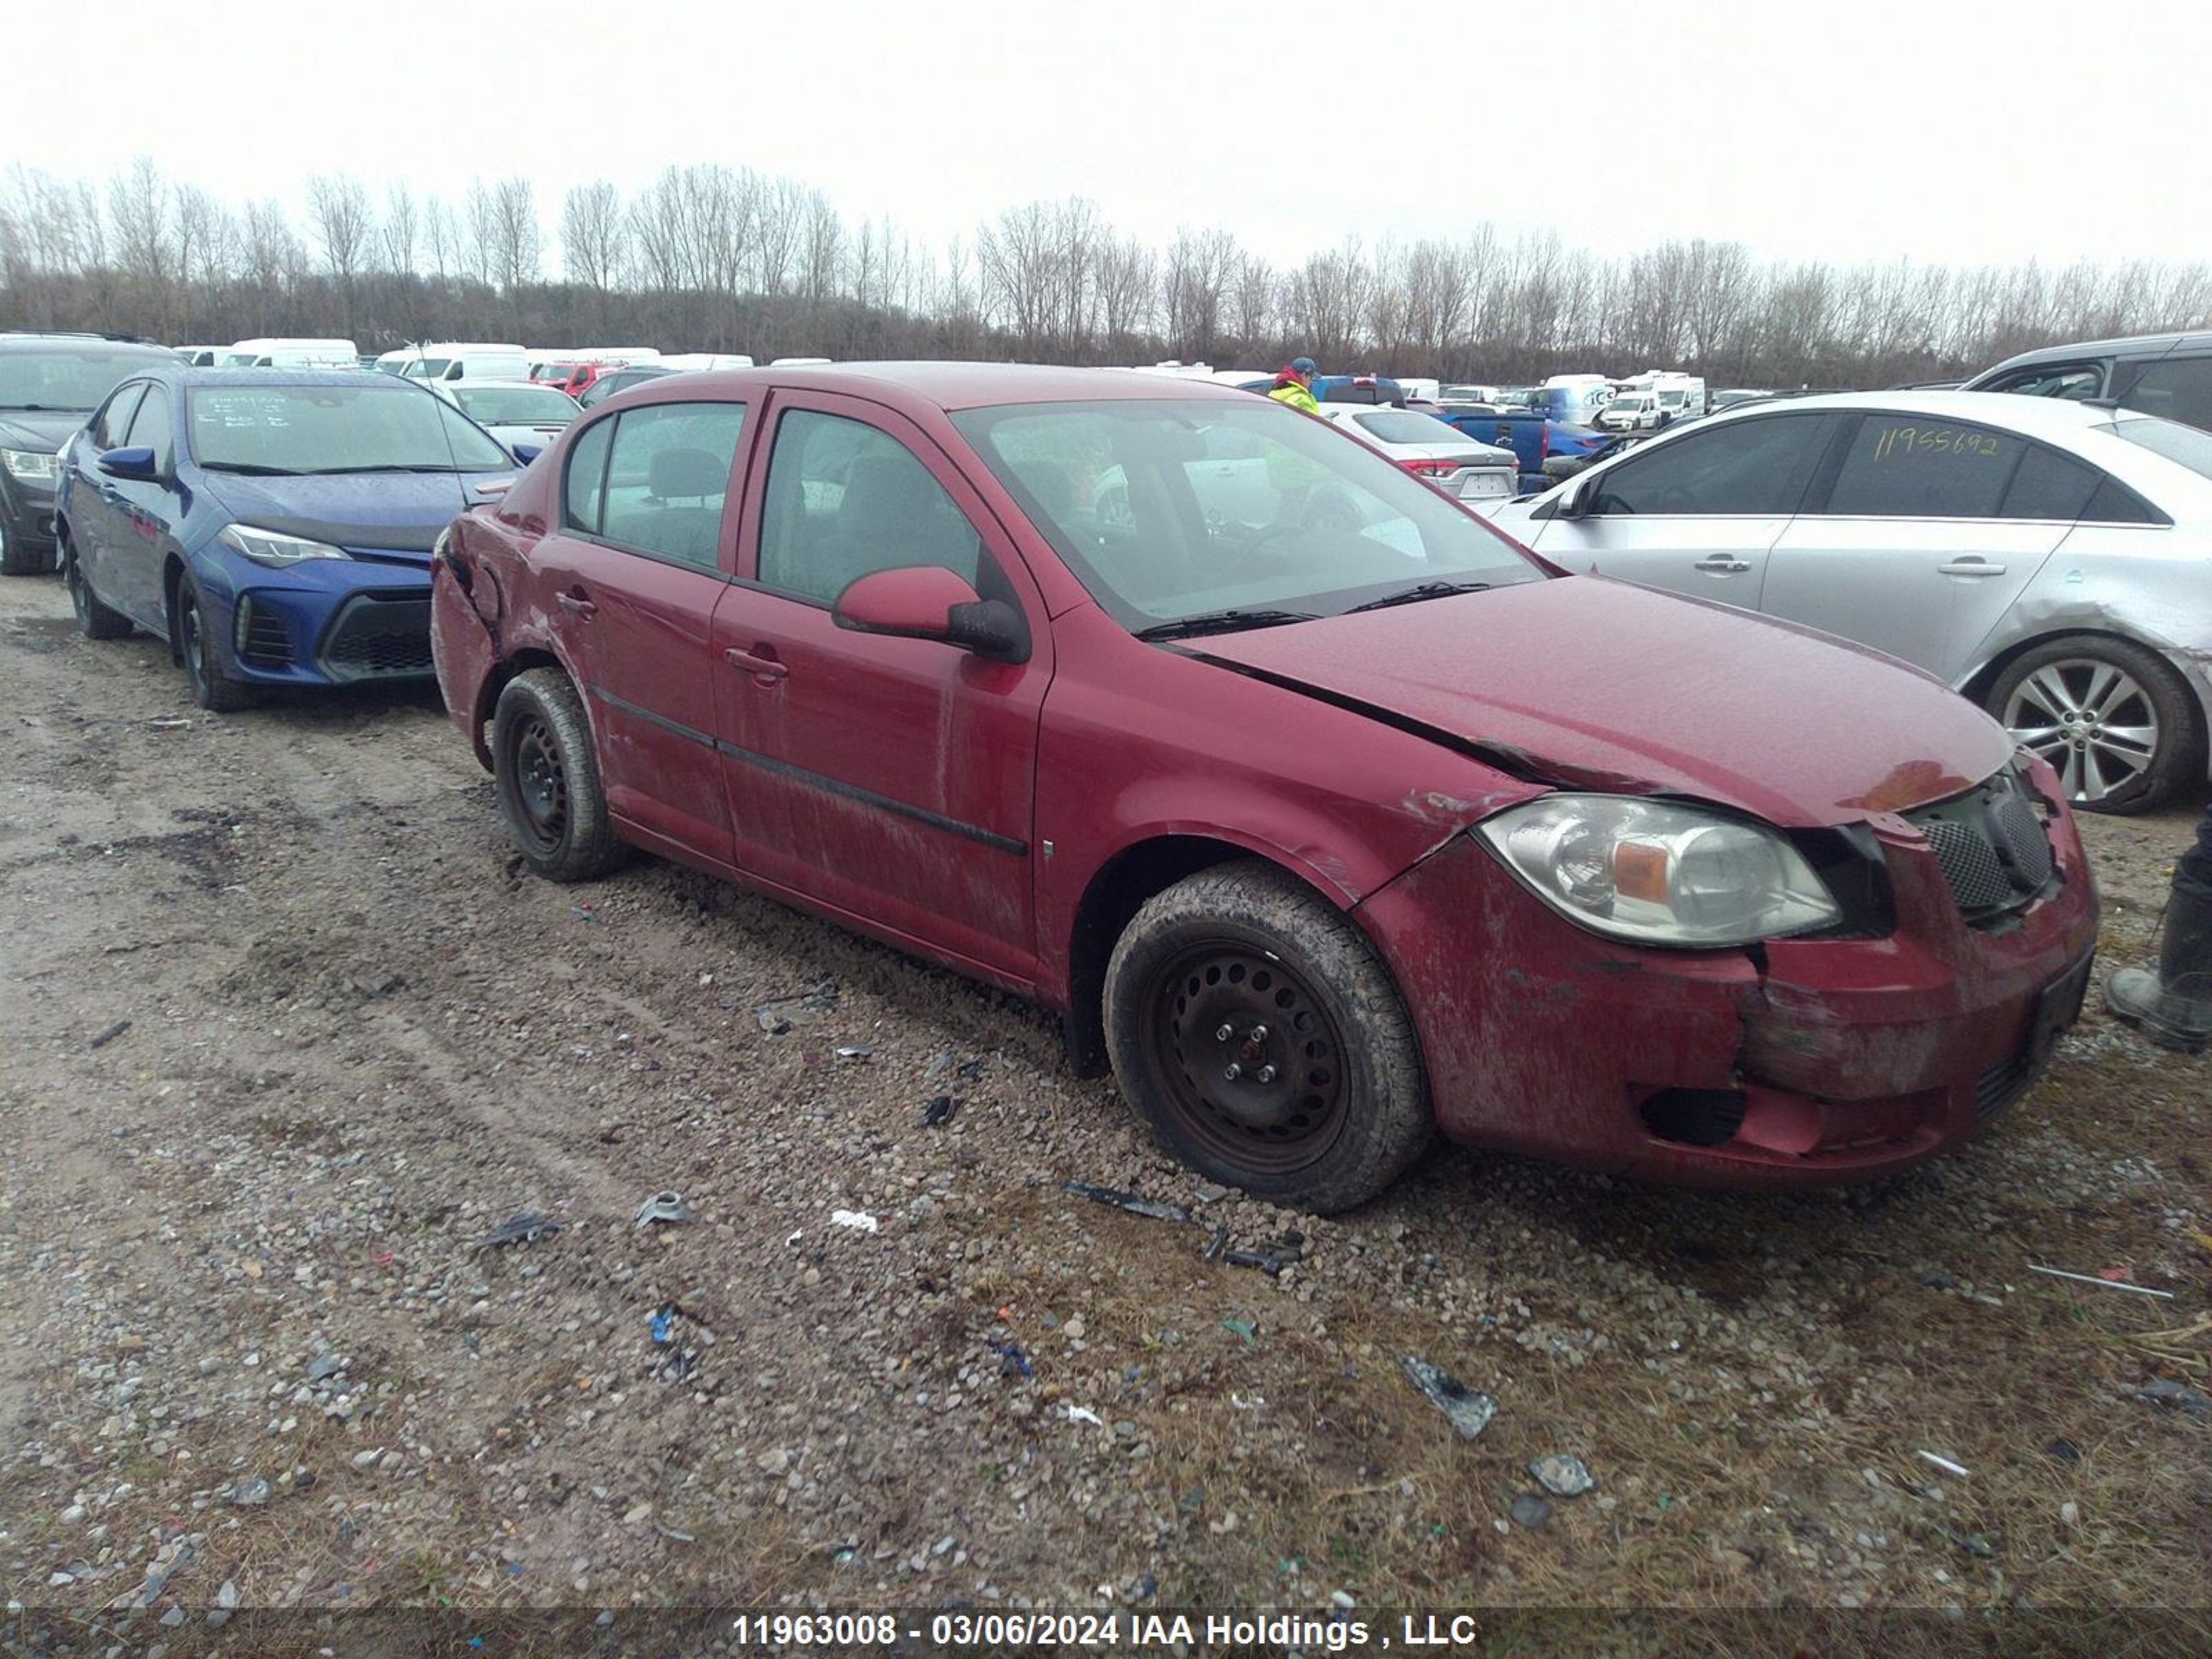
[55,368,520,710]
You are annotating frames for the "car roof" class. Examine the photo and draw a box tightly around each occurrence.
[643,361,1255,411]
[1706,388,2141,438]
[1978,330,2212,371]
[0,333,174,356]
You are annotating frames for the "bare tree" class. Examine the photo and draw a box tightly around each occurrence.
[308,173,373,285]
[561,180,624,292]
[1165,227,1237,363]
[381,183,418,276]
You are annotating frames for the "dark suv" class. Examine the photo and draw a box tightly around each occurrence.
[1965,330,2212,433]
[1,333,180,574]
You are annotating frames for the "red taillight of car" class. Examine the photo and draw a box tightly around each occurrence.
[1539,423,1550,460]
[1400,458,1459,478]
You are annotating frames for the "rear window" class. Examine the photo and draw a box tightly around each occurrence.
[2101,415,2212,482]
[1351,410,1454,444]
[0,346,169,411]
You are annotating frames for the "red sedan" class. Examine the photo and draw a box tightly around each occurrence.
[430,364,2097,1212]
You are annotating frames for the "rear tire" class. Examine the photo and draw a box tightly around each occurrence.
[1987,635,2196,814]
[63,532,131,640]
[1103,861,1432,1214]
[491,668,627,882]
[176,577,254,711]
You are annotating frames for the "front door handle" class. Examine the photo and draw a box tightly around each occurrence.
[1694,556,1752,574]
[1938,558,2007,577]
[724,645,789,684]
[556,590,597,619]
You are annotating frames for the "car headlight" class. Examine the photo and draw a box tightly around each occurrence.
[2,447,59,482]
[1477,795,1839,946]
[217,524,351,568]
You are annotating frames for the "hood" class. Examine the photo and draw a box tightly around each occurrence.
[1188,576,2014,828]
[0,410,91,451]
[198,469,512,558]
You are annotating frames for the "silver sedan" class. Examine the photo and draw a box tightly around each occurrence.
[1489,391,2212,812]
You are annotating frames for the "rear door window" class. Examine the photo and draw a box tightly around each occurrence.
[1819,416,2020,518]
[590,402,747,571]
[1587,413,1833,515]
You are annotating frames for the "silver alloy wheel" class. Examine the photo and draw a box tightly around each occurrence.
[2001,657,2160,805]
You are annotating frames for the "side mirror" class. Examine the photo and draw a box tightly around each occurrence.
[834,565,1031,663]
[511,441,545,466]
[97,446,158,482]
[1558,474,1598,520]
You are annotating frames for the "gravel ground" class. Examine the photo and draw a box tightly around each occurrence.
[1,573,2207,1640]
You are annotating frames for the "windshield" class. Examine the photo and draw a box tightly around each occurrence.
[2103,415,2212,481]
[950,397,1541,631]
[1351,409,1459,445]
[453,385,577,424]
[402,358,452,379]
[0,347,165,411]
[185,384,513,473]
[1613,395,1655,411]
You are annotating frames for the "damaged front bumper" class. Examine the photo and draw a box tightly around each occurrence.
[1356,769,2100,1188]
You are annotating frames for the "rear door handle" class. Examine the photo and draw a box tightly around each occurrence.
[1939,558,2007,577]
[724,645,788,684]
[1694,556,1751,574]
[556,590,597,619]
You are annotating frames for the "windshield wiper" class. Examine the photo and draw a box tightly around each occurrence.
[1134,608,1318,641]
[199,461,307,476]
[0,403,92,413]
[1342,580,1494,614]
[308,463,470,474]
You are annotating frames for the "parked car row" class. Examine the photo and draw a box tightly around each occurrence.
[7,330,2201,1215]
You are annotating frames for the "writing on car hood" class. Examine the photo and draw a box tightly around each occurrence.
[1186,575,2016,829]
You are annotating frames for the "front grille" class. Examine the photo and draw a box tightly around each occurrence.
[1906,771,2060,926]
[1974,1044,2043,1121]
[236,598,292,668]
[317,591,433,682]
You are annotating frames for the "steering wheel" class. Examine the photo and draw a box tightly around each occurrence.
[1226,521,1306,579]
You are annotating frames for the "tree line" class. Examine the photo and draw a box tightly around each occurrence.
[6,158,2211,389]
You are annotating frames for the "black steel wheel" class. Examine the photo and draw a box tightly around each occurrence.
[1104,860,1431,1213]
[491,667,627,882]
[64,532,131,639]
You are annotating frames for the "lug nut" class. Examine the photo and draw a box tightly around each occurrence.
[1223,1063,1241,1081]
[1255,1065,1277,1083]
[1215,1023,1235,1042]
[1249,1024,1269,1042]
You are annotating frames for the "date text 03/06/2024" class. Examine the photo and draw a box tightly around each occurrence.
[733,1611,1515,1650]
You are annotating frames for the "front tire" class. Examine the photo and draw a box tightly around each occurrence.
[1103,861,1432,1214]
[63,532,131,640]
[491,668,627,882]
[1989,635,2196,814]
[176,577,254,711]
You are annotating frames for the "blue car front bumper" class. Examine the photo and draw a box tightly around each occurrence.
[200,552,435,687]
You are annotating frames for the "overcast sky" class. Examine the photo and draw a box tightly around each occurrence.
[23,0,2211,272]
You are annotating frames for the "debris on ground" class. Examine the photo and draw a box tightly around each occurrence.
[988,1340,1033,1380]
[1062,1180,1193,1224]
[87,1020,131,1050]
[834,1045,874,1061]
[756,1008,791,1035]
[1220,1318,1258,1346]
[1221,1231,1306,1275]
[758,982,841,1035]
[480,1211,561,1249]
[1064,1404,1105,1427]
[632,1190,695,1228]
[2134,1378,2212,1422]
[227,1476,270,1506]
[2026,1262,2175,1298]
[1397,1355,1496,1441]
[2043,1437,2082,1462]
[1935,1521,1997,1558]
[1529,1453,1596,1497]
[1917,1450,1969,1479]
[1508,1493,1553,1530]
[921,1094,960,1127]
[830,1209,879,1233]
[650,1306,676,1346]
[305,1351,346,1384]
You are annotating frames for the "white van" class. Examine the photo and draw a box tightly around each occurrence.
[655,353,754,373]
[221,337,360,369]
[398,342,533,383]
